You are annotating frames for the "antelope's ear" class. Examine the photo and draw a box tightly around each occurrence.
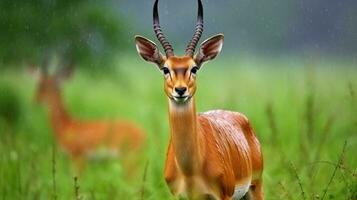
[195,34,224,67]
[56,65,74,84]
[135,35,164,66]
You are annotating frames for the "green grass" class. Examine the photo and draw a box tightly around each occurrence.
[0,55,356,200]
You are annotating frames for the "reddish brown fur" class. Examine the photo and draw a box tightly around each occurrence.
[162,58,264,199]
[164,100,263,199]
[36,74,145,170]
[136,34,264,199]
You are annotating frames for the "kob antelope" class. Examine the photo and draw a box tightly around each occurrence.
[135,0,263,199]
[34,65,145,170]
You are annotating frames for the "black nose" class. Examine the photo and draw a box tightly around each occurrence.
[175,87,187,96]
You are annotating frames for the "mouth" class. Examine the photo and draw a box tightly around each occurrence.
[172,95,190,103]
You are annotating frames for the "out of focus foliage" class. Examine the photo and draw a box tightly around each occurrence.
[0,0,129,69]
[0,84,21,127]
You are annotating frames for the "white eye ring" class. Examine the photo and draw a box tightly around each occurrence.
[191,66,199,75]
[162,67,170,75]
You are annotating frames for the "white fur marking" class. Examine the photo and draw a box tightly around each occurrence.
[217,42,223,53]
[135,44,140,54]
[232,183,250,200]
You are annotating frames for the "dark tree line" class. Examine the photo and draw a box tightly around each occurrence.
[0,0,129,70]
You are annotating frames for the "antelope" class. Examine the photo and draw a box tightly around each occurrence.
[135,0,263,199]
[34,64,145,171]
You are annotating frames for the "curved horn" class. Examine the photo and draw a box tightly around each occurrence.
[185,0,204,57]
[153,0,174,57]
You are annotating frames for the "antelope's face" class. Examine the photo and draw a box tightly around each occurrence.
[135,0,223,104]
[32,65,73,105]
[162,56,197,103]
[135,35,223,104]
[36,75,58,104]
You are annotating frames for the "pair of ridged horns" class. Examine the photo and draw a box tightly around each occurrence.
[153,0,203,57]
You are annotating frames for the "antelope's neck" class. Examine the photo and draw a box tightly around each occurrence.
[168,98,202,175]
[47,91,71,135]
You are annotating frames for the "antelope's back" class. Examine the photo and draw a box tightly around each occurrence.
[198,110,263,183]
[59,120,144,157]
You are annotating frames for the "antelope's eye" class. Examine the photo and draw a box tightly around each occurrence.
[191,66,199,74]
[162,67,170,75]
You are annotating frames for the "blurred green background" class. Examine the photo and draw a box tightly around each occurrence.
[0,0,356,199]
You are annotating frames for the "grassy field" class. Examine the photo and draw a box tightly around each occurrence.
[0,55,356,200]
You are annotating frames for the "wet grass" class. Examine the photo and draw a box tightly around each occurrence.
[0,55,356,199]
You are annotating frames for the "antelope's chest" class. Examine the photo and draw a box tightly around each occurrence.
[167,171,252,200]
[168,175,220,199]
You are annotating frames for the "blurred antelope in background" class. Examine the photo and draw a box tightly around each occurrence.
[32,62,145,171]
[135,0,263,199]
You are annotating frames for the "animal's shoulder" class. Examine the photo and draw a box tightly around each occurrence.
[198,109,250,127]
